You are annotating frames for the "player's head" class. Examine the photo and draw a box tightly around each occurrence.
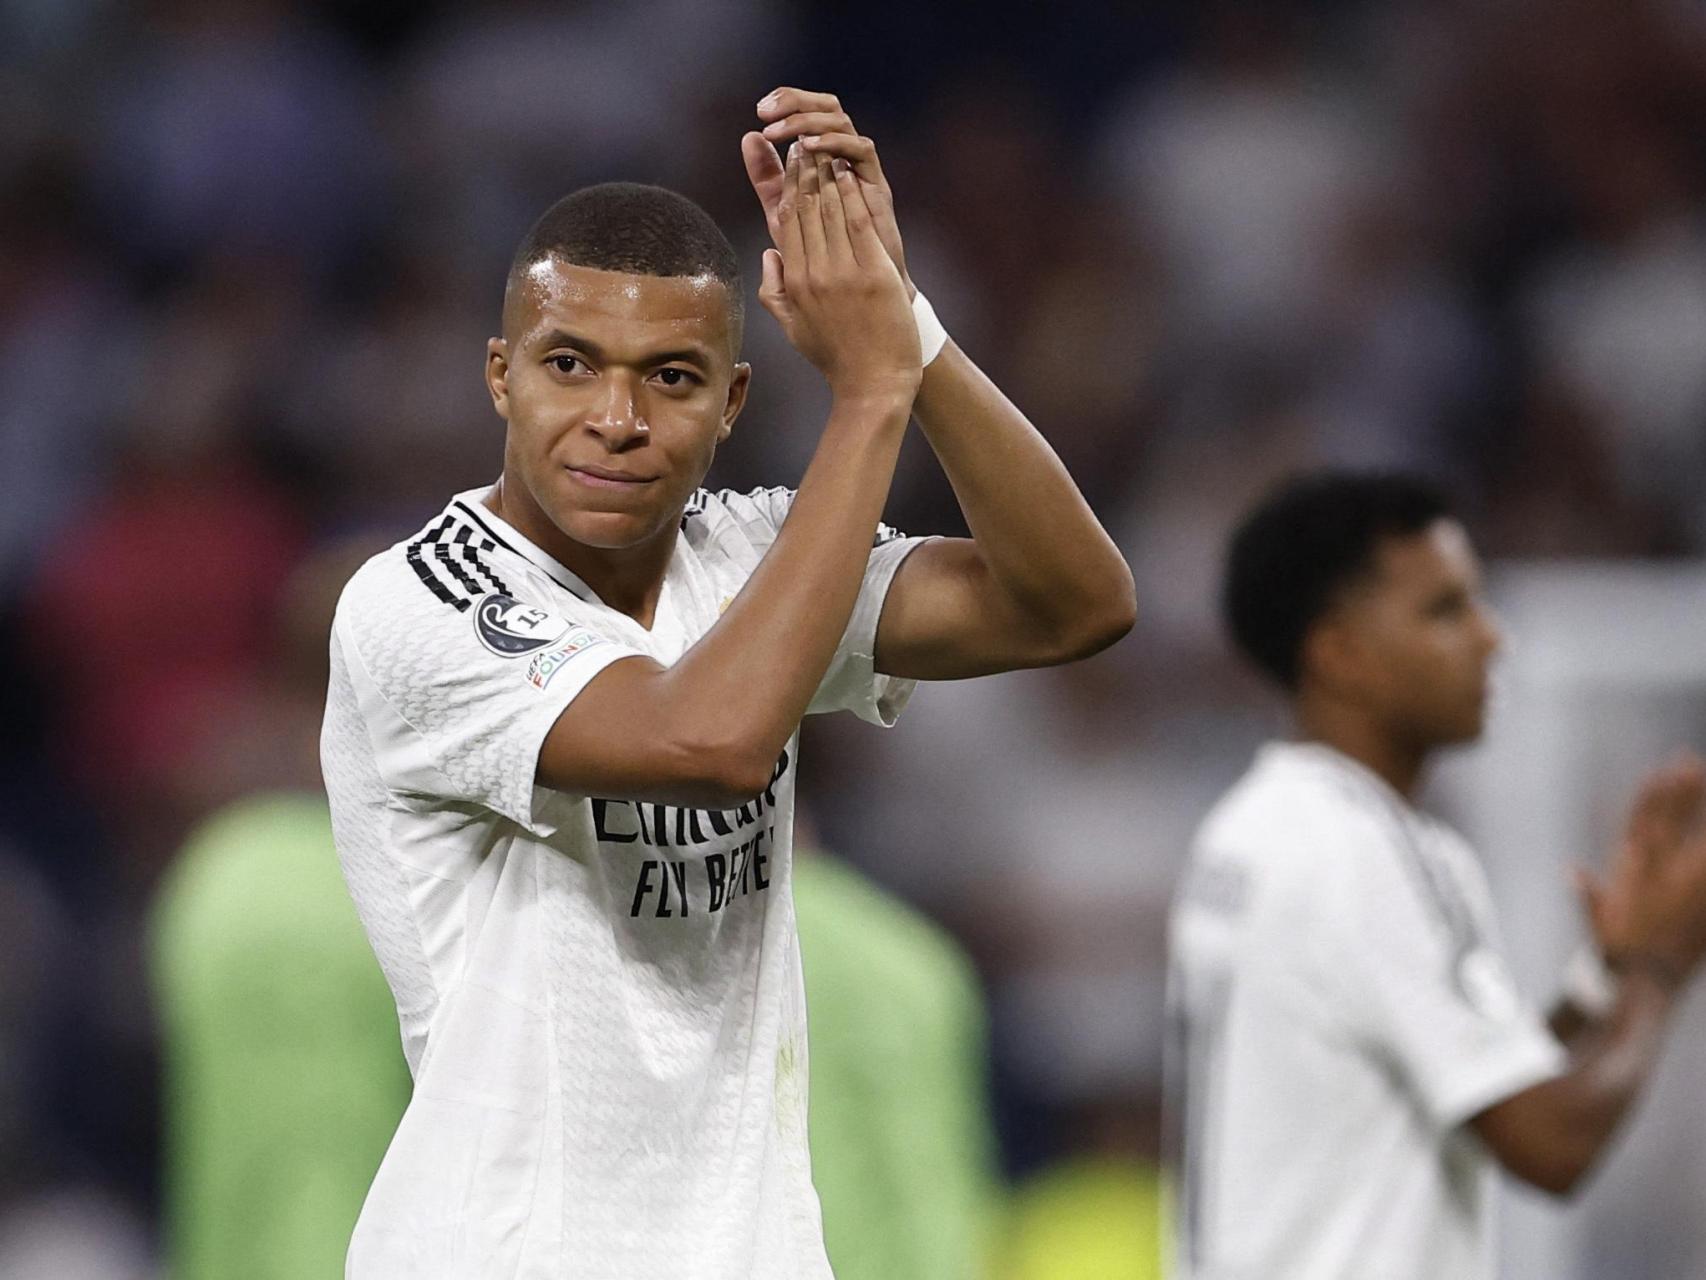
[486,183,751,553]
[1223,470,1502,747]
[502,183,745,351]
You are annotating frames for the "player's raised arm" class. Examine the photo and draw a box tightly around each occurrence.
[1471,757,1706,1195]
[532,146,920,810]
[749,88,1137,680]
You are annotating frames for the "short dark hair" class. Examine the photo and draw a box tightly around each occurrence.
[1222,470,1454,690]
[506,182,743,345]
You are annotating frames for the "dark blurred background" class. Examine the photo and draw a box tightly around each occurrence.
[3,0,1706,1275]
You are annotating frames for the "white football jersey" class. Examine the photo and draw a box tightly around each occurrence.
[320,484,924,1280]
[1166,741,1567,1280]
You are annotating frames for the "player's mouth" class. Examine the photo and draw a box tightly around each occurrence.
[565,464,658,490]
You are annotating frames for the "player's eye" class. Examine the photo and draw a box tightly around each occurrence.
[547,354,585,376]
[653,367,699,389]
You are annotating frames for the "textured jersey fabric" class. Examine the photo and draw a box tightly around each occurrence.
[320,484,924,1279]
[1167,741,1567,1280]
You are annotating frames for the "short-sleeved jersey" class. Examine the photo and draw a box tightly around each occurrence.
[320,484,924,1280]
[1166,741,1566,1280]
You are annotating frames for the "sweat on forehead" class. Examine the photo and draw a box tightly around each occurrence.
[501,258,740,355]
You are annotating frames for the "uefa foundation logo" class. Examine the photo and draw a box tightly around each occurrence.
[473,594,569,657]
[526,639,592,690]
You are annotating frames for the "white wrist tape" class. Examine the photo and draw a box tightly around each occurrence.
[1562,945,1619,1019]
[912,290,949,366]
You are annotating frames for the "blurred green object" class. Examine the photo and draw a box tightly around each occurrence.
[794,851,1002,1280]
[1001,1157,1164,1280]
[151,793,410,1280]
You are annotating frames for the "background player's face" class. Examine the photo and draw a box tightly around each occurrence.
[486,258,750,552]
[1318,519,1503,748]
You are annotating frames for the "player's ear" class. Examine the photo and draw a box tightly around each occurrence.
[1303,614,1364,697]
[486,338,511,420]
[719,362,752,442]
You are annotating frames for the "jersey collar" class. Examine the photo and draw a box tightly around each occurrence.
[448,485,602,605]
[1269,739,1420,816]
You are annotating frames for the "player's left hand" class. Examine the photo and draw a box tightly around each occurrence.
[1577,752,1706,987]
[743,87,913,299]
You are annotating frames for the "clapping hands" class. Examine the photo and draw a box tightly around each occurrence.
[1579,754,1706,989]
[741,89,919,400]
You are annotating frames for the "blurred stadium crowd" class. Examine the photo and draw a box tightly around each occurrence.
[3,0,1705,1273]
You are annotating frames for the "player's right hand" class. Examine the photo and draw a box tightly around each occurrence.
[745,138,921,403]
[1578,753,1706,988]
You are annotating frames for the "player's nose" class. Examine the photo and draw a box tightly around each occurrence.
[585,374,647,448]
[1474,601,1504,658]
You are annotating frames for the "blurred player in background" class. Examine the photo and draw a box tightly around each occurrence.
[319,88,1134,1279]
[792,822,1002,1280]
[152,543,410,1280]
[1168,471,1706,1279]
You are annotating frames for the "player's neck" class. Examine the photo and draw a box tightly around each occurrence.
[558,538,674,630]
[1294,697,1430,801]
[485,477,674,629]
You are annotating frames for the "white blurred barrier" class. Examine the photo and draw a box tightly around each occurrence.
[1438,561,1706,1280]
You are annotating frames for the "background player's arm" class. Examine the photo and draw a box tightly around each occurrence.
[1471,759,1706,1195]
[1472,968,1674,1196]
[750,91,1137,680]
[537,151,919,810]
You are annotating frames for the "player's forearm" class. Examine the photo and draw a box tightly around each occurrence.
[1476,971,1675,1195]
[1541,971,1674,1188]
[913,343,1135,656]
[659,393,912,788]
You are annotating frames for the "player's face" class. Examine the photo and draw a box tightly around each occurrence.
[1328,519,1503,748]
[486,259,750,553]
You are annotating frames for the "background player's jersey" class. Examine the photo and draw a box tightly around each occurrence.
[320,484,923,1280]
[1166,741,1566,1280]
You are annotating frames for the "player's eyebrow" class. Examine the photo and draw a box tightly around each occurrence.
[534,328,715,370]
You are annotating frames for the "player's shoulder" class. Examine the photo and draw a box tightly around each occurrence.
[332,503,553,655]
[675,486,799,577]
[1182,745,1401,948]
[681,484,909,553]
[333,539,422,636]
[682,484,795,544]
[1194,742,1396,877]
[335,528,456,633]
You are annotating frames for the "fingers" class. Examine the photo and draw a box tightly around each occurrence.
[1574,866,1611,940]
[1637,758,1706,860]
[773,144,806,270]
[779,148,872,279]
[742,130,786,238]
[757,91,860,167]
[751,99,917,386]
[763,110,857,145]
[756,88,846,127]
[833,159,886,267]
[799,131,887,186]
[1628,769,1681,855]
[742,130,784,192]
[795,143,828,266]
[1665,753,1706,834]
[750,88,908,280]
[813,155,855,271]
[756,247,788,321]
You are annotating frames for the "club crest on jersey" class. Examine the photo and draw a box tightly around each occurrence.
[474,594,568,657]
